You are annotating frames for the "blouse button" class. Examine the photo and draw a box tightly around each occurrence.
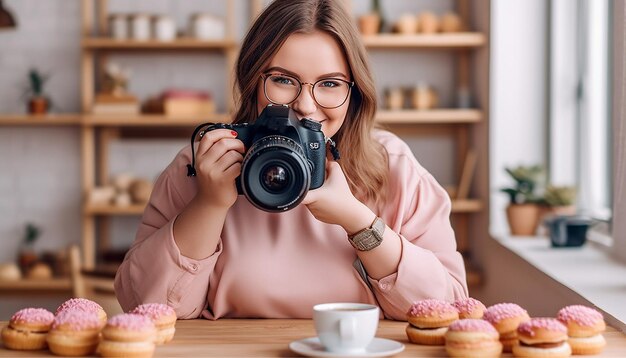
[189,263,198,272]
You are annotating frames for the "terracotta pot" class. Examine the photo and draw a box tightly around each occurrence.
[506,204,541,236]
[538,205,577,231]
[28,96,49,114]
[358,13,381,36]
[546,205,576,216]
[18,250,38,274]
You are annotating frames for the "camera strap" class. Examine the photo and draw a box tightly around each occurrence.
[186,122,218,177]
[326,137,341,161]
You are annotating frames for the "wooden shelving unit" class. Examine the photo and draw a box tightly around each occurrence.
[0,114,82,126]
[362,33,486,48]
[0,278,72,292]
[79,0,238,269]
[345,0,491,286]
[375,109,482,124]
[81,37,237,51]
[82,113,231,126]
[451,199,483,213]
[0,111,480,126]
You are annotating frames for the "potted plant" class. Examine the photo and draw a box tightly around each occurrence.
[358,0,383,36]
[17,223,40,274]
[500,165,545,236]
[23,69,51,114]
[542,185,577,216]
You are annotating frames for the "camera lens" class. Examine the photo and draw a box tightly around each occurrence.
[261,165,289,192]
[240,135,311,212]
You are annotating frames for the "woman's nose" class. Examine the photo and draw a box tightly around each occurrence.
[292,83,317,117]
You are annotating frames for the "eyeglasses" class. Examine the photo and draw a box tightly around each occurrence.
[261,73,354,109]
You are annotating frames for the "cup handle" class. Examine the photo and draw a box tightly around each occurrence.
[339,317,357,340]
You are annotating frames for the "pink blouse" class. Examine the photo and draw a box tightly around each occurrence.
[114,130,468,320]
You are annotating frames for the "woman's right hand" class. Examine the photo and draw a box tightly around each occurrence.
[194,129,245,209]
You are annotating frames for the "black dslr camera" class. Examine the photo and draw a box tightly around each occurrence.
[187,105,327,212]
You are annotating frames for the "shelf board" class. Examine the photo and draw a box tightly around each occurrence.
[451,199,483,213]
[0,278,72,291]
[83,113,231,126]
[362,33,486,48]
[86,204,146,216]
[0,114,82,126]
[82,37,237,50]
[376,109,482,124]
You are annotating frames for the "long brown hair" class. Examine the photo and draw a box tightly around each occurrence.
[233,0,388,206]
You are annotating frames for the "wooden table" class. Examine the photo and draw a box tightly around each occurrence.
[0,319,624,357]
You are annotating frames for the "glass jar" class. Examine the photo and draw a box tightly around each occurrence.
[153,15,176,41]
[108,14,128,40]
[130,13,151,41]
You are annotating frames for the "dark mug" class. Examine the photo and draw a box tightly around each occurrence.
[543,215,595,247]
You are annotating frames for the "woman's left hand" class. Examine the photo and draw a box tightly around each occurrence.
[301,161,374,234]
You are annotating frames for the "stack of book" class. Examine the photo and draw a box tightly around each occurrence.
[161,89,215,116]
[92,93,140,115]
[141,89,217,116]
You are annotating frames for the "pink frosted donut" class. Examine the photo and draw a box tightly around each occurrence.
[107,314,155,331]
[483,303,529,324]
[47,310,101,356]
[513,318,571,356]
[10,308,54,326]
[453,297,486,319]
[518,317,567,337]
[557,305,604,327]
[56,298,107,326]
[483,302,530,348]
[445,319,502,357]
[130,303,177,344]
[558,305,606,354]
[101,313,156,343]
[56,298,102,315]
[408,299,457,318]
[449,318,497,333]
[557,305,606,340]
[405,299,459,345]
[406,299,458,331]
[131,303,175,322]
[52,310,101,331]
[1,308,55,350]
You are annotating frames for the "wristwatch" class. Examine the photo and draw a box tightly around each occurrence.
[348,217,385,251]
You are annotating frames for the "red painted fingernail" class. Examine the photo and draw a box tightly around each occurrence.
[231,130,238,137]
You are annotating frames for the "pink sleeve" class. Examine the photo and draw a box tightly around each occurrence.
[114,156,222,319]
[367,154,468,320]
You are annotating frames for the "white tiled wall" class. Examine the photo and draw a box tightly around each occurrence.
[0,0,458,265]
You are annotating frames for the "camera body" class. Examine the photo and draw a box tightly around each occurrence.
[201,105,326,212]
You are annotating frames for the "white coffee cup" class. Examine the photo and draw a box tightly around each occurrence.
[313,303,379,354]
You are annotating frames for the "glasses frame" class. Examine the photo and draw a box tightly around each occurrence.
[261,72,354,109]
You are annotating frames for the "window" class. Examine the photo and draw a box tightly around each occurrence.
[549,0,612,233]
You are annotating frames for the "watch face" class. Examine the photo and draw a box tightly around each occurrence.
[350,217,384,251]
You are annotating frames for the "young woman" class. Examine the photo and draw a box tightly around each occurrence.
[115,0,467,320]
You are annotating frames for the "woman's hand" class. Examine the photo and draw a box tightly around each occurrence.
[302,161,375,234]
[194,129,245,209]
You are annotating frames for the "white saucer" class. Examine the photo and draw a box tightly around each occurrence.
[289,337,405,357]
